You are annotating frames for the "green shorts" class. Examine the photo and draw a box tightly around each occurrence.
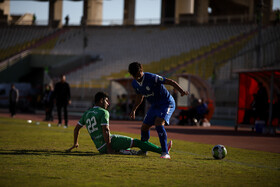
[99,134,133,154]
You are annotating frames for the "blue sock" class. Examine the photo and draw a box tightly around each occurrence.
[155,125,168,153]
[141,130,150,142]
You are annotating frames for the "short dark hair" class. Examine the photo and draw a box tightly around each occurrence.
[128,62,142,76]
[95,91,109,104]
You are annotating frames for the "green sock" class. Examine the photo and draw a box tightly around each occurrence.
[133,139,162,154]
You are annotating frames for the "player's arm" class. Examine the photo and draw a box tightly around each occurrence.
[129,94,144,119]
[102,125,114,154]
[66,124,83,152]
[164,78,189,96]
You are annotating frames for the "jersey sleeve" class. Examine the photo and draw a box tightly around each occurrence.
[154,74,166,84]
[100,110,109,126]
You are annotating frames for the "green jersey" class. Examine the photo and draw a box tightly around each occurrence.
[78,106,110,151]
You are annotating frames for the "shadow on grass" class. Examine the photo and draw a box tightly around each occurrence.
[194,157,215,161]
[0,149,152,159]
[0,149,99,157]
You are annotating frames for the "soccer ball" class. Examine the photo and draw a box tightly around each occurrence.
[212,145,227,159]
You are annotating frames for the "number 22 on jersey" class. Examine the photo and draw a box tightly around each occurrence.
[86,116,98,133]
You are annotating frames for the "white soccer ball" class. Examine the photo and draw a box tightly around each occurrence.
[212,144,227,159]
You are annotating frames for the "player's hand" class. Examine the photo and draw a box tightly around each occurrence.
[66,143,79,153]
[129,110,136,120]
[181,91,190,97]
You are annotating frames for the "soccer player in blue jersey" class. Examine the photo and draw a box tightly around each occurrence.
[128,62,189,159]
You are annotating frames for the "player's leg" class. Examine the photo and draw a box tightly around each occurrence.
[56,104,62,126]
[132,139,161,154]
[110,134,162,154]
[49,105,54,121]
[155,118,174,159]
[110,134,133,151]
[141,123,150,141]
[63,103,68,127]
[140,109,156,155]
[141,106,156,142]
[154,117,168,153]
[9,102,12,116]
[10,102,16,117]
[155,102,175,158]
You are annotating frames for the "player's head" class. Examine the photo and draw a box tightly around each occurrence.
[128,62,144,81]
[60,74,66,82]
[95,91,110,109]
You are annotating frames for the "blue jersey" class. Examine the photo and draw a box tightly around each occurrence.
[132,72,173,106]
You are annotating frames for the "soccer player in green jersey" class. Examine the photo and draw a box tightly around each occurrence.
[67,91,172,156]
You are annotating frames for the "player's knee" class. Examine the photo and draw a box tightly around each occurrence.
[154,117,165,126]
[141,124,150,131]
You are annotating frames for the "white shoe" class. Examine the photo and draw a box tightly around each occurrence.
[160,153,171,159]
[119,149,139,155]
[119,149,132,155]
[167,140,172,153]
[63,125,68,128]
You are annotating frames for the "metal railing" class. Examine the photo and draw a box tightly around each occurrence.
[1,14,254,27]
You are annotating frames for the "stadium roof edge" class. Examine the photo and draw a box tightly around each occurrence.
[233,67,280,74]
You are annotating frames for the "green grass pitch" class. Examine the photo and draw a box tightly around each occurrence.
[0,117,279,186]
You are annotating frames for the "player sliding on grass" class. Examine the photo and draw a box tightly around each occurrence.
[67,91,171,156]
[128,62,189,159]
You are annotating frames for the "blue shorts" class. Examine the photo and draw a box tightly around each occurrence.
[143,98,175,126]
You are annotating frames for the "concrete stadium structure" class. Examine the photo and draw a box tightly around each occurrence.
[0,0,275,26]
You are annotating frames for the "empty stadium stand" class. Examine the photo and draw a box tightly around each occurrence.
[50,24,258,86]
[0,26,56,61]
[1,23,279,120]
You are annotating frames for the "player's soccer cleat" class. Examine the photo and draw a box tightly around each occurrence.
[160,153,171,159]
[63,125,68,128]
[129,149,138,155]
[167,140,173,153]
[119,149,138,155]
[136,150,148,156]
[119,149,132,155]
[57,123,61,127]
